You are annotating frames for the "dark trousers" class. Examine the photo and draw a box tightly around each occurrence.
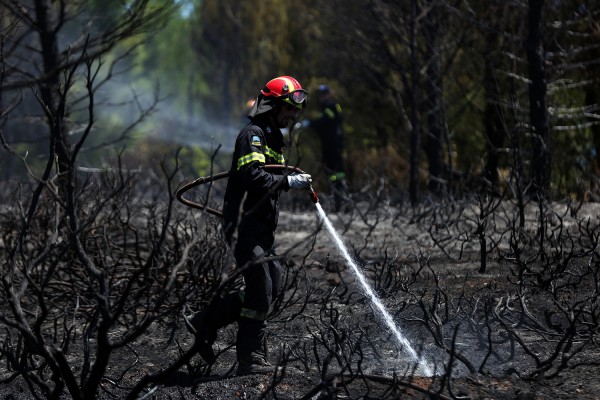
[206,235,282,361]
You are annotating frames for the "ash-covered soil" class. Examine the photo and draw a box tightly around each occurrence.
[2,194,600,399]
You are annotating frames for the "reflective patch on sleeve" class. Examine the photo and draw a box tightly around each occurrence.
[251,135,262,146]
[237,152,265,170]
[324,108,335,119]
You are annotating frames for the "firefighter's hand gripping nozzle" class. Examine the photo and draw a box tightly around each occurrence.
[309,185,319,204]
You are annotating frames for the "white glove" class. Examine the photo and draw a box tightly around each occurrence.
[287,173,312,190]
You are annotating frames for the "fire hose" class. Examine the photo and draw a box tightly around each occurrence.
[176,164,319,217]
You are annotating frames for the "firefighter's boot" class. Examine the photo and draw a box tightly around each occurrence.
[188,293,243,364]
[236,316,275,376]
[189,309,217,364]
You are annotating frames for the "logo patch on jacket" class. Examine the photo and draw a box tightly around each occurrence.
[251,135,262,146]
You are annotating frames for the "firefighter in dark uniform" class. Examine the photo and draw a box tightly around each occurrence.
[302,84,347,211]
[189,76,312,376]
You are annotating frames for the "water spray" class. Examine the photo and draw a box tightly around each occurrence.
[313,203,433,375]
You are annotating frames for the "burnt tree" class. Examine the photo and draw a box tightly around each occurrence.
[526,0,551,199]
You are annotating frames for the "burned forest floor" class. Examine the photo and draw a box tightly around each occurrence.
[2,188,600,400]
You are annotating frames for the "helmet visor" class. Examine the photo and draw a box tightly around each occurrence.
[290,89,307,104]
[282,89,308,109]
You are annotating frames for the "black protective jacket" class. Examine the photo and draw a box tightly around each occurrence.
[309,99,344,173]
[222,114,289,244]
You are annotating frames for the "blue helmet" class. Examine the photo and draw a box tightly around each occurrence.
[317,84,330,95]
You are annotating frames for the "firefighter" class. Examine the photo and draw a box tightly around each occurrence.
[301,84,347,211]
[189,76,312,376]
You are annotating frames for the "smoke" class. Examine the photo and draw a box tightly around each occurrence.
[92,72,240,154]
[149,102,239,153]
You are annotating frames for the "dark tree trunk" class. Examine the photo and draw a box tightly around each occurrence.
[423,5,444,195]
[409,0,421,205]
[35,0,72,197]
[526,0,551,199]
[482,54,505,189]
[586,89,600,171]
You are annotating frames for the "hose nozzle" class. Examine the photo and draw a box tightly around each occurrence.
[308,186,319,204]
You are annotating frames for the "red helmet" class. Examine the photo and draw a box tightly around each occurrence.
[261,76,308,109]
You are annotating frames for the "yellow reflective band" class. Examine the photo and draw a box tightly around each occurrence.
[240,307,267,321]
[335,103,342,113]
[325,108,335,119]
[237,152,266,170]
[330,172,346,181]
[280,77,297,92]
[264,146,285,164]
